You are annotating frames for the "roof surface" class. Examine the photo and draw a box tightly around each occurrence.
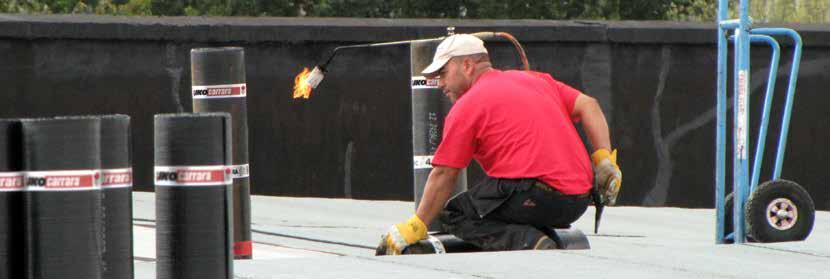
[132,192,829,278]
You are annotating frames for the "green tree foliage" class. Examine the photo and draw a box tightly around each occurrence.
[1,0,151,15]
[1,0,828,23]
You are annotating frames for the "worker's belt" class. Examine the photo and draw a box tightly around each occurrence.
[532,181,591,199]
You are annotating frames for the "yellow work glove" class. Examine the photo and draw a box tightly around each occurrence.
[381,215,428,255]
[591,149,622,206]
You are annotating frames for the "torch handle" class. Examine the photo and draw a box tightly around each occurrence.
[317,31,530,73]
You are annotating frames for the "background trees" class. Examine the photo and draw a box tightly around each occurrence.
[1,0,827,23]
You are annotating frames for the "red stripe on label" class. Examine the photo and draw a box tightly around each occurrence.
[0,176,23,189]
[44,175,94,188]
[180,169,225,183]
[156,169,227,184]
[102,172,132,186]
[234,241,253,256]
[207,88,233,96]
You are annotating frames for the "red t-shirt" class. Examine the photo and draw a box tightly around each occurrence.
[431,69,593,195]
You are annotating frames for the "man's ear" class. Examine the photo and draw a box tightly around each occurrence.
[463,58,476,75]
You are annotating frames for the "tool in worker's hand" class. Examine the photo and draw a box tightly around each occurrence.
[591,183,604,234]
[591,149,622,206]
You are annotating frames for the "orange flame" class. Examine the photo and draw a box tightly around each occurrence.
[293,67,312,99]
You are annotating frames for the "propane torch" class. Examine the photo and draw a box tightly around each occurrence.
[294,27,530,99]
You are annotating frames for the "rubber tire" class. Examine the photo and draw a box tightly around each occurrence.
[746,180,815,242]
[722,192,757,243]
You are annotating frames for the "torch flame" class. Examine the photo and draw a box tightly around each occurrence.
[293,67,313,99]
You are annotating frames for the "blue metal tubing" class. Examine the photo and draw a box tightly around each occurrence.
[732,0,751,244]
[747,35,781,194]
[751,28,803,180]
[727,34,781,194]
[719,20,741,30]
[715,0,729,244]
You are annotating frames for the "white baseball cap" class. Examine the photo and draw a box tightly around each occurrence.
[421,34,488,76]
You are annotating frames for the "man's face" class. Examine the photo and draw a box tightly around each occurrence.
[435,58,473,103]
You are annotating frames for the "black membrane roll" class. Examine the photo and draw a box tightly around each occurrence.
[100,115,133,279]
[154,113,232,279]
[22,116,102,279]
[410,41,468,231]
[191,47,252,259]
[0,119,24,279]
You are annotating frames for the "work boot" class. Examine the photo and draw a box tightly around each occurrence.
[532,235,558,250]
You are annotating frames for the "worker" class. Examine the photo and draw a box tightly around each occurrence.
[381,34,621,254]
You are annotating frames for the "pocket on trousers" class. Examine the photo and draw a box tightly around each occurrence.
[467,178,521,218]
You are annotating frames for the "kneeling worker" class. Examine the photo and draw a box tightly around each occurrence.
[382,34,622,254]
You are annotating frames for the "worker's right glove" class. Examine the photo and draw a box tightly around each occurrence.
[591,149,622,206]
[378,215,428,255]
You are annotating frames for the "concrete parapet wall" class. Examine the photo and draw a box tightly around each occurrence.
[1,14,829,209]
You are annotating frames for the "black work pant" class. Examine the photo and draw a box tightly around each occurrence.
[438,177,589,251]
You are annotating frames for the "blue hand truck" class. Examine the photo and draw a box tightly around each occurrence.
[716,0,815,244]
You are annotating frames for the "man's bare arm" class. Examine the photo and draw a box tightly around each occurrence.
[415,166,461,225]
[572,94,611,151]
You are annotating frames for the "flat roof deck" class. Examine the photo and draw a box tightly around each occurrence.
[132,192,829,278]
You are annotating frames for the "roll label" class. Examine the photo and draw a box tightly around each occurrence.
[0,172,24,191]
[413,155,434,169]
[736,70,748,160]
[154,165,232,186]
[25,170,100,191]
[411,76,439,89]
[102,168,133,188]
[426,235,446,254]
[231,164,250,179]
[192,83,247,99]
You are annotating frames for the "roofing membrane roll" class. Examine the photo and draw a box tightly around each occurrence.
[409,41,468,231]
[100,114,133,279]
[0,119,24,279]
[22,116,103,279]
[154,113,233,279]
[191,47,252,259]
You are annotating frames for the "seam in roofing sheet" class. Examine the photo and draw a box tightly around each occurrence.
[745,244,830,258]
[250,228,375,250]
[134,218,375,250]
[133,218,493,278]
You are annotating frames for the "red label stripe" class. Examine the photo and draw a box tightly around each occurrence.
[154,166,232,186]
[45,175,94,188]
[0,173,24,190]
[102,169,132,187]
[192,84,247,99]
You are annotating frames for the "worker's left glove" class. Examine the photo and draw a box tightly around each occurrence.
[379,215,428,255]
[592,149,622,206]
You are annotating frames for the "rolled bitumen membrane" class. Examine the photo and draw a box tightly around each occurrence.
[191,47,252,259]
[22,116,103,279]
[409,41,467,231]
[154,113,233,279]
[0,119,24,279]
[100,114,133,279]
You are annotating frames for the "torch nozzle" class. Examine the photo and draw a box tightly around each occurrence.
[304,66,325,89]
